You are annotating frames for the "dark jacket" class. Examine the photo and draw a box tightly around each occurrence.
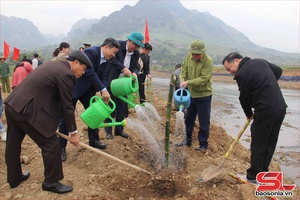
[106,40,140,89]
[5,61,77,137]
[140,53,150,75]
[72,46,107,98]
[234,57,287,117]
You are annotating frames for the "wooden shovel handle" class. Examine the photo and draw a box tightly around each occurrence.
[224,117,253,158]
[56,131,154,176]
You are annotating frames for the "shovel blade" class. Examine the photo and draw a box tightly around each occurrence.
[198,165,223,183]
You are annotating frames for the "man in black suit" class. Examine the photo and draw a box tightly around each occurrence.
[105,32,144,139]
[222,52,287,184]
[59,38,132,161]
[4,50,92,194]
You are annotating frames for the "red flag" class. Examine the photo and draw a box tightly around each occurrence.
[144,19,150,43]
[13,47,20,61]
[4,41,10,59]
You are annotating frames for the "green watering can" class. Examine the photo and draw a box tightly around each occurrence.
[118,95,145,109]
[80,96,126,129]
[111,76,139,96]
[127,92,139,108]
[111,76,144,108]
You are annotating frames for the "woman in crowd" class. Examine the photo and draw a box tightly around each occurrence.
[12,61,33,89]
[51,42,70,61]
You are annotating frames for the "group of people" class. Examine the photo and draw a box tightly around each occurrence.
[175,40,287,185]
[3,32,154,194]
[1,33,287,193]
[50,36,153,160]
[0,54,42,142]
[0,53,43,94]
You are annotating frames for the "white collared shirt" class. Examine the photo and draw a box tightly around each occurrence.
[100,51,106,65]
[119,44,133,78]
[124,50,133,68]
[100,50,107,92]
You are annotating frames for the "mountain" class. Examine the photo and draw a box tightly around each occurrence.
[0,0,299,66]
[0,15,45,49]
[65,0,299,66]
[0,15,64,50]
[67,18,99,40]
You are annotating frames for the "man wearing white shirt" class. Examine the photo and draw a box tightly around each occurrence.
[105,32,144,139]
[32,53,39,70]
[58,38,132,161]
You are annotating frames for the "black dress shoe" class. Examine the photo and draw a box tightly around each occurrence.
[9,171,30,188]
[106,133,114,139]
[42,181,73,194]
[115,131,129,139]
[90,141,107,149]
[61,148,66,161]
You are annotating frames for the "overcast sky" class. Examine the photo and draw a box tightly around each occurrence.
[1,0,299,53]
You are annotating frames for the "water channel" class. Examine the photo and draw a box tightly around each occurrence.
[152,77,300,186]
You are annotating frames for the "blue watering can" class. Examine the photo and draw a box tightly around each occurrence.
[173,88,191,111]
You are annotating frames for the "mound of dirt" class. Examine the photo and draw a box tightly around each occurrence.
[0,71,299,200]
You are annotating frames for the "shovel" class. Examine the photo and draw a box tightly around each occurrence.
[198,117,253,182]
[56,132,175,184]
[56,131,154,176]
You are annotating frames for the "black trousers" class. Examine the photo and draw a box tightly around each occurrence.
[185,96,212,149]
[246,108,286,180]
[59,87,99,147]
[138,74,146,103]
[104,94,126,134]
[5,104,63,184]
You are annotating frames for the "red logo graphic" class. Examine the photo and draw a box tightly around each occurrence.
[256,172,296,192]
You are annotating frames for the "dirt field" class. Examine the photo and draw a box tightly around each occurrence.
[212,68,300,90]
[0,70,299,199]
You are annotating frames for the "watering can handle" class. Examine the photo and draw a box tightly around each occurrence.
[179,87,184,100]
[108,98,116,111]
[89,96,101,106]
[132,75,137,82]
[89,96,116,112]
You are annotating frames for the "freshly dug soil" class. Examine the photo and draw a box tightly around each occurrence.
[0,70,299,200]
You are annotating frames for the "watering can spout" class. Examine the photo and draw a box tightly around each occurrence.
[179,105,184,112]
[98,119,126,128]
[118,96,137,108]
[117,95,146,108]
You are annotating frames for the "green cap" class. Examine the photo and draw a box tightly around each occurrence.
[127,32,145,48]
[189,40,206,54]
